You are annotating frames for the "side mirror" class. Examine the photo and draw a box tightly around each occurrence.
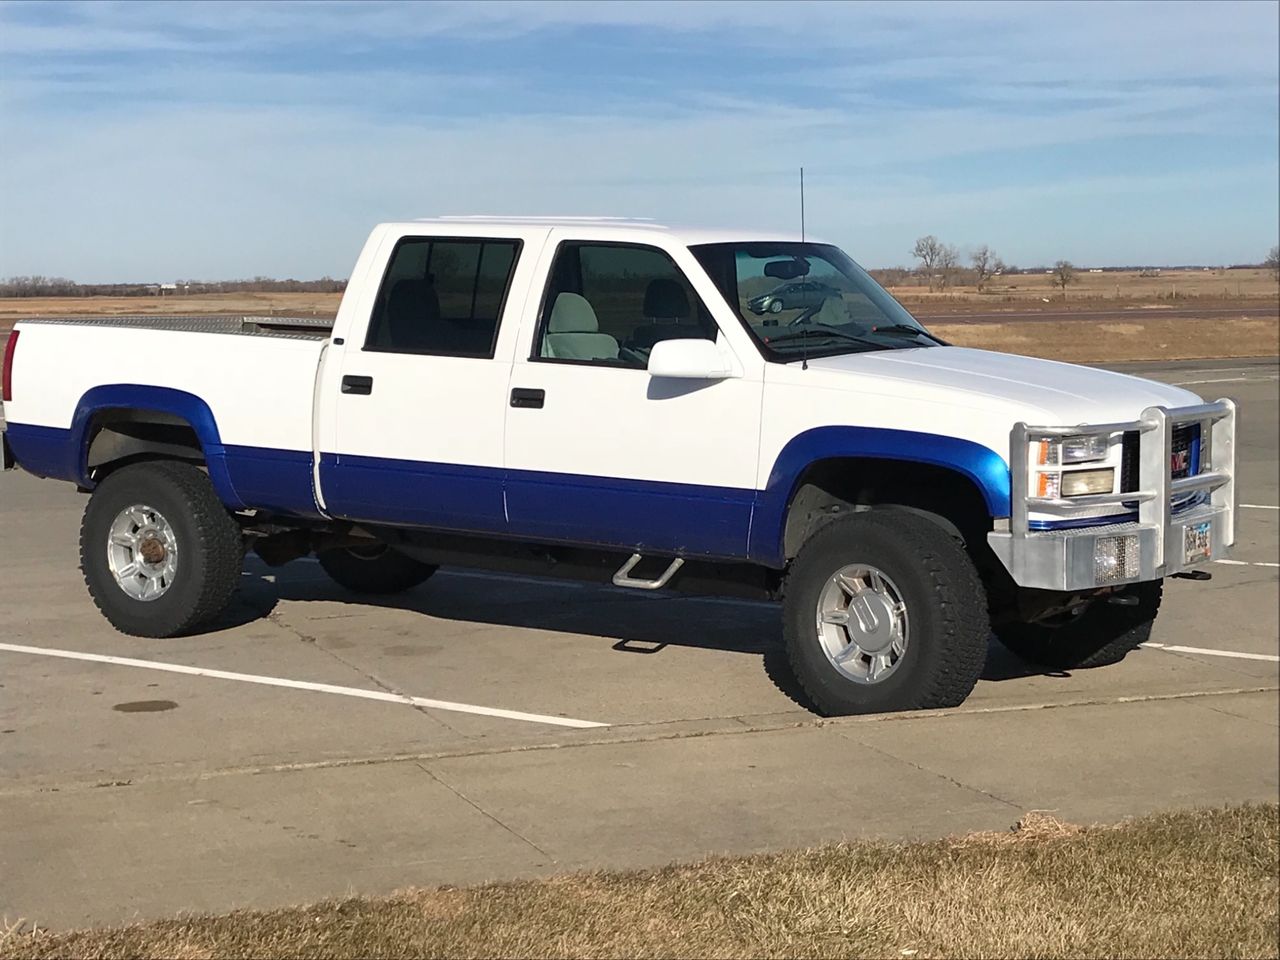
[647,338,735,380]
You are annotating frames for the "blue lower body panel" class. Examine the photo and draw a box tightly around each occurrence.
[504,468,754,558]
[319,453,756,558]
[319,453,507,535]
[2,423,76,481]
[223,445,321,518]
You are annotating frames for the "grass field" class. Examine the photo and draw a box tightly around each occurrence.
[887,267,1279,305]
[933,316,1278,363]
[3,804,1275,960]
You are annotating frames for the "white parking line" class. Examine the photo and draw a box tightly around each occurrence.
[1142,642,1280,663]
[1241,504,1279,510]
[1214,559,1280,568]
[0,642,608,729]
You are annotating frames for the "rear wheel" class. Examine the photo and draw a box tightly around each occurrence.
[317,543,437,595]
[782,511,990,716]
[80,461,244,637]
[994,581,1162,670]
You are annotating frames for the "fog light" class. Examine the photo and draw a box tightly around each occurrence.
[1037,472,1061,498]
[1095,535,1139,585]
[1062,468,1114,497]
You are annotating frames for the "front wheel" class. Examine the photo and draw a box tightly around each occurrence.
[769,299,784,314]
[782,512,990,716]
[80,461,244,637]
[317,543,437,595]
[994,581,1162,670]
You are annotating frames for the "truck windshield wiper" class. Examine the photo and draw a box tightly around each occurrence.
[870,324,947,345]
[764,325,875,349]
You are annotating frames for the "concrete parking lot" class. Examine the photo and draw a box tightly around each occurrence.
[1,357,1276,930]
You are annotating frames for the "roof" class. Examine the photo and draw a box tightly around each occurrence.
[399,215,811,246]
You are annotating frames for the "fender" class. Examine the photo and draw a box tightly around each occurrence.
[747,426,1011,566]
[68,384,245,508]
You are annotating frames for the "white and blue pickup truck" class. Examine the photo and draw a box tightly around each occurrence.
[0,217,1237,715]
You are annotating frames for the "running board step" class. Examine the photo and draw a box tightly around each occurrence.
[612,554,685,590]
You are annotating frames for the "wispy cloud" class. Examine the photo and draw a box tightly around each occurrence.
[0,0,1275,280]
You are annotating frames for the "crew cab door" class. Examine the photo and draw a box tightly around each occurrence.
[315,227,541,532]
[502,233,764,558]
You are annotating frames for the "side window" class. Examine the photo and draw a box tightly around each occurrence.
[535,242,718,367]
[365,237,520,357]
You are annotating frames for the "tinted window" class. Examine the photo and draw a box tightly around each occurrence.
[535,242,717,367]
[365,237,520,357]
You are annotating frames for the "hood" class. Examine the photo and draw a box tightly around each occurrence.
[800,347,1201,424]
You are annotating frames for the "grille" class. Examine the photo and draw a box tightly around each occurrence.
[1120,424,1199,493]
[1171,423,1198,479]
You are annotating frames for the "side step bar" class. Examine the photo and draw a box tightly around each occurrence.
[612,554,685,590]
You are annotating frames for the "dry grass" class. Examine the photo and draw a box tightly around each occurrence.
[3,804,1276,960]
[0,291,341,322]
[889,267,1280,304]
[933,316,1279,363]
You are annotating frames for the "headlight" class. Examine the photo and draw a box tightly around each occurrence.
[1061,468,1114,497]
[1035,435,1109,465]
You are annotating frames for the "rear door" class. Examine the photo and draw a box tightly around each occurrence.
[502,232,764,558]
[316,227,542,533]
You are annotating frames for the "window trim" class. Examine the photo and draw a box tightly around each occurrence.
[529,239,721,370]
[362,235,524,360]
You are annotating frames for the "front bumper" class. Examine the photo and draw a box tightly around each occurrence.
[988,399,1236,591]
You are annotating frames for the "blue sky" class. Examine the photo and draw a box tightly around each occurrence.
[0,0,1277,282]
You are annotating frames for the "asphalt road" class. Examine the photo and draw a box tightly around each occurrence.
[1,357,1276,930]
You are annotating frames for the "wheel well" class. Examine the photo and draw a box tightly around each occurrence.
[782,457,994,560]
[85,409,206,482]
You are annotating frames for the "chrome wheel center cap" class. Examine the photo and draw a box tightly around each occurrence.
[815,563,910,685]
[846,592,897,653]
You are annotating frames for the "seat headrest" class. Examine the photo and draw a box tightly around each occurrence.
[642,278,690,319]
[389,278,430,316]
[548,292,599,333]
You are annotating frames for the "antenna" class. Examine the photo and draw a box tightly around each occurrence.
[799,166,806,242]
[799,166,809,369]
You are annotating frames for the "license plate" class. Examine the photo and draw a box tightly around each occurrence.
[1184,521,1212,565]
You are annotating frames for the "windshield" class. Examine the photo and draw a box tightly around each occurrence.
[689,242,941,361]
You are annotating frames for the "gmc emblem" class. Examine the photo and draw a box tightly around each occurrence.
[1171,449,1190,473]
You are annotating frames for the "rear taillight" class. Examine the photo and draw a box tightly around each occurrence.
[2,329,18,402]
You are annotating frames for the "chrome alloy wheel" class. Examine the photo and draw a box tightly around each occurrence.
[107,504,179,601]
[815,564,909,684]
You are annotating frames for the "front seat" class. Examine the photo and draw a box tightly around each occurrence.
[541,293,620,361]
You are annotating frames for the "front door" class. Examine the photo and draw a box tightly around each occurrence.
[503,237,763,559]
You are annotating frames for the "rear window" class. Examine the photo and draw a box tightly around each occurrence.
[365,237,520,357]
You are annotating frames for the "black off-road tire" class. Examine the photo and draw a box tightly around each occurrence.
[994,581,1163,670]
[317,544,437,595]
[80,461,244,638]
[782,511,990,716]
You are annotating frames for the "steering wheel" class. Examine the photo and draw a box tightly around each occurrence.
[619,345,651,367]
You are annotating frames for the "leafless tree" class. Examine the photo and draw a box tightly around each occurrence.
[1053,260,1077,295]
[1266,245,1280,282]
[970,245,1004,291]
[938,244,961,290]
[912,235,944,291]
